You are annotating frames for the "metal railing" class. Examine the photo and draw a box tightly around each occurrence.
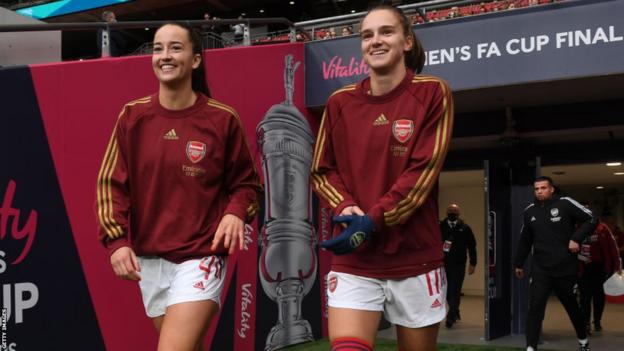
[0,17,307,58]
[295,0,565,41]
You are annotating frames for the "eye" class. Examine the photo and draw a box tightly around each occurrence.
[171,44,183,51]
[361,31,372,40]
[153,46,162,53]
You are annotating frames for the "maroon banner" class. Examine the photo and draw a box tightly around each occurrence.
[16,42,327,350]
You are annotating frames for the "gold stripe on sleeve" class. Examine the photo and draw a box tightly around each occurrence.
[96,96,151,239]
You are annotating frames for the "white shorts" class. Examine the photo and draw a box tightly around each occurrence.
[137,256,227,318]
[326,267,447,328]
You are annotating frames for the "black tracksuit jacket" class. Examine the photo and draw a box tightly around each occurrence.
[515,195,597,277]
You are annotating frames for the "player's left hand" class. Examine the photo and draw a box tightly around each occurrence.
[321,215,374,255]
[211,214,244,254]
[568,240,580,253]
[468,265,475,275]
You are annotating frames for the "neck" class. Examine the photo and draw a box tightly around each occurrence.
[159,83,197,110]
[369,65,406,96]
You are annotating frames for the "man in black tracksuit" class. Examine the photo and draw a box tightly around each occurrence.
[515,176,597,351]
[440,204,477,328]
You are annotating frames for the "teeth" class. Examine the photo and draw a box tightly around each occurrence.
[161,64,175,70]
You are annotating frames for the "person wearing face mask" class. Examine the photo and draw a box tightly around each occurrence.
[440,203,476,328]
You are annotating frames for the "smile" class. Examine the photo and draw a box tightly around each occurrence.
[160,64,176,71]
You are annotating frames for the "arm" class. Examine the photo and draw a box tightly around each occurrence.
[212,113,263,254]
[599,225,622,274]
[96,107,131,254]
[467,225,477,267]
[515,214,534,270]
[222,114,263,222]
[564,197,597,244]
[367,80,454,230]
[311,99,358,216]
[96,107,140,280]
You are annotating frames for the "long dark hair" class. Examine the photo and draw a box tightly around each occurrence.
[362,4,425,73]
[154,22,211,97]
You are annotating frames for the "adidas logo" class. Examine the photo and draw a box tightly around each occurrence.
[430,298,442,308]
[531,216,536,222]
[373,113,389,126]
[193,281,205,290]
[163,129,178,140]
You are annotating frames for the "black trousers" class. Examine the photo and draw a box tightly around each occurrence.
[579,262,606,325]
[445,264,465,320]
[526,271,586,348]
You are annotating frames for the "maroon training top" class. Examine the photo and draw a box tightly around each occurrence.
[96,93,261,263]
[312,71,454,278]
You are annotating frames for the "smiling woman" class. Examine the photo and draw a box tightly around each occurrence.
[311,4,454,351]
[95,22,262,351]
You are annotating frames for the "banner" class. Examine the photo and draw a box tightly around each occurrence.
[0,67,105,350]
[1,43,326,351]
[305,0,624,106]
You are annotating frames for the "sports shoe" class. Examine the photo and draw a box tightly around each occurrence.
[578,342,591,351]
[594,321,602,332]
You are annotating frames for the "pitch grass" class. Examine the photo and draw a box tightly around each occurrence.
[283,338,549,351]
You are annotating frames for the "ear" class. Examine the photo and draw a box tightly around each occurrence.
[404,33,414,52]
[192,53,201,69]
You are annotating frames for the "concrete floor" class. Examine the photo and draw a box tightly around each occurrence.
[378,295,624,350]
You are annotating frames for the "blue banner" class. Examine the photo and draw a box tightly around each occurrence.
[304,0,624,107]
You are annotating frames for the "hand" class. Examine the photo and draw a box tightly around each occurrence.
[568,240,580,253]
[468,265,475,275]
[110,246,141,281]
[211,214,244,255]
[340,206,365,216]
[515,268,524,279]
[337,206,365,229]
[321,215,374,255]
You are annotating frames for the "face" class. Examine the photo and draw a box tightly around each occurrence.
[534,180,554,202]
[447,204,460,219]
[360,9,413,74]
[152,24,200,88]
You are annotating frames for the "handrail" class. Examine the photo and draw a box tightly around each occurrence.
[295,0,568,40]
[0,18,297,33]
[294,0,470,27]
[0,17,307,58]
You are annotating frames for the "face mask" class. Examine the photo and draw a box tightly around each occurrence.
[447,213,458,221]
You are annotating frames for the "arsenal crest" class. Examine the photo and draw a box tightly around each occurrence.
[550,208,559,217]
[392,119,414,143]
[186,141,206,163]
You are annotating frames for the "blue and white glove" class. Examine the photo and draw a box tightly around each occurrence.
[321,215,374,255]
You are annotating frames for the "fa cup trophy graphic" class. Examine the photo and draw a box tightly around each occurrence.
[256,55,317,351]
